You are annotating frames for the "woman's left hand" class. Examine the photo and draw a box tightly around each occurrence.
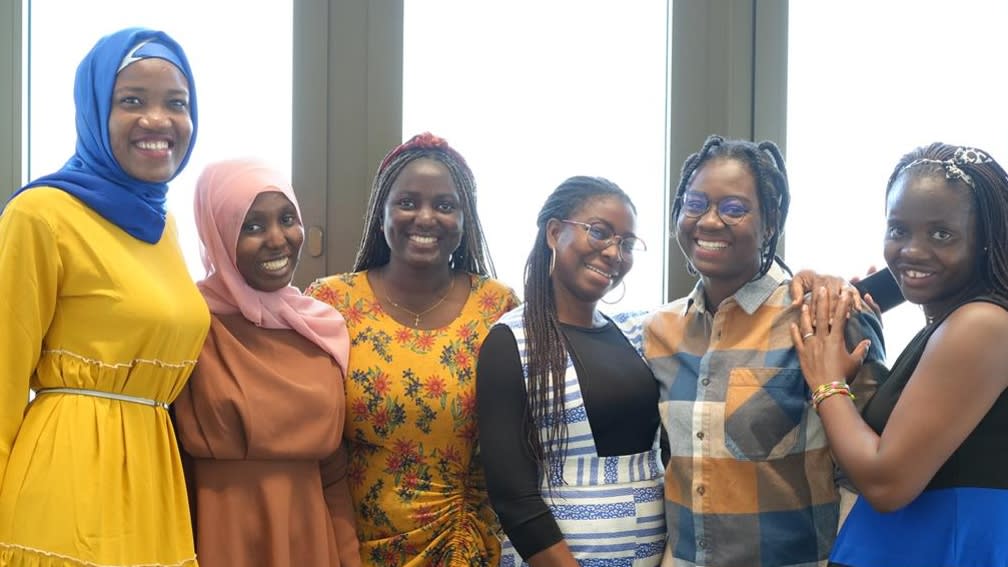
[791,286,871,388]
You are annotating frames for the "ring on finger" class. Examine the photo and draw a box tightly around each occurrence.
[802,332,815,341]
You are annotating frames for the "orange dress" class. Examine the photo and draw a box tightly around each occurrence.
[173,313,358,566]
[307,272,518,567]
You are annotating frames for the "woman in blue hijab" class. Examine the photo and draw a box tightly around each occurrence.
[0,27,210,566]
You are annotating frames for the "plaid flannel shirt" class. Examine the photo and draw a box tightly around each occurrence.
[644,264,885,567]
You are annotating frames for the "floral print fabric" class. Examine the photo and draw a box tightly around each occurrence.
[307,271,519,567]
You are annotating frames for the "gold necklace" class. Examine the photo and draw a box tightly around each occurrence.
[382,272,456,327]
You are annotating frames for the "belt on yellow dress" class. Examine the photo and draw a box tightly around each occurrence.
[34,387,169,410]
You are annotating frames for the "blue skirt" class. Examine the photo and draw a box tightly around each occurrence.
[831,487,1008,567]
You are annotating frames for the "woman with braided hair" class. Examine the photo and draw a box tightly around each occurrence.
[643,135,887,567]
[307,132,518,566]
[794,142,1008,566]
[477,176,666,566]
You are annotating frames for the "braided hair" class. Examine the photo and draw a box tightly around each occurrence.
[352,132,495,276]
[522,176,635,488]
[671,134,791,279]
[887,142,1008,302]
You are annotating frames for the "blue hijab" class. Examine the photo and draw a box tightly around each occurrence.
[13,27,198,243]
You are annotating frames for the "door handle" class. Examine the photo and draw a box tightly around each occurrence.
[307,226,324,257]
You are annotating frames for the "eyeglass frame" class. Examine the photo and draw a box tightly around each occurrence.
[676,190,752,226]
[558,219,646,258]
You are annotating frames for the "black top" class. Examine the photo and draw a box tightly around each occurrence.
[476,320,660,559]
[861,295,1008,490]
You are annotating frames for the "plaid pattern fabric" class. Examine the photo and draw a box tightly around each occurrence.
[644,264,884,567]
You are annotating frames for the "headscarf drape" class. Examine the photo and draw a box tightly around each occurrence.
[11,27,198,244]
[194,159,349,371]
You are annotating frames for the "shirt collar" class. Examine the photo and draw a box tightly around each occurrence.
[687,261,788,315]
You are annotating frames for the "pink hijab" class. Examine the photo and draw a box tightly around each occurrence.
[194,159,349,371]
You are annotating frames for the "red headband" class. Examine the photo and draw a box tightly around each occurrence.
[378,131,471,174]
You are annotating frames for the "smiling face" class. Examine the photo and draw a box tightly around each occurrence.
[548,195,637,308]
[382,158,464,270]
[677,157,768,304]
[108,58,193,183]
[884,172,979,319]
[235,191,304,292]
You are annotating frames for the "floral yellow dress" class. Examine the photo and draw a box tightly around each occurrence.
[307,271,518,567]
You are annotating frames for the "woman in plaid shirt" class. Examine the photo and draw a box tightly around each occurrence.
[644,135,887,567]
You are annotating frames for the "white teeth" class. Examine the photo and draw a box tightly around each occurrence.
[586,264,614,279]
[260,257,289,272]
[410,235,436,244]
[136,140,169,151]
[697,239,727,250]
[904,270,932,279]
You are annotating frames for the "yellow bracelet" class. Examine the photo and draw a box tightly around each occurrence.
[811,381,854,410]
[811,381,847,398]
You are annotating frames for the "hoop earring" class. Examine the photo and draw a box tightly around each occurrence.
[601,279,626,305]
[549,247,556,276]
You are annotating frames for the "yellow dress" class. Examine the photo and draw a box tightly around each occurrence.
[307,271,518,567]
[0,188,210,567]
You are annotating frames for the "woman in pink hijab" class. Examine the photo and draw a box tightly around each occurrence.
[173,158,360,567]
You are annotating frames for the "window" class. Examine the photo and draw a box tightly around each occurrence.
[28,0,293,279]
[786,0,1008,360]
[403,1,670,312]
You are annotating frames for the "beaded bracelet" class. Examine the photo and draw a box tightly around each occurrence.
[811,381,855,410]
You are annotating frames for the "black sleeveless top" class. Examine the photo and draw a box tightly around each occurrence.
[860,295,1008,490]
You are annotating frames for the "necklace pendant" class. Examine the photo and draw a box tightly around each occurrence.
[414,315,421,327]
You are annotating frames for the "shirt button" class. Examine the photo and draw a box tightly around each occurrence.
[701,378,711,386]
[696,431,705,440]
[698,538,708,549]
[696,485,705,495]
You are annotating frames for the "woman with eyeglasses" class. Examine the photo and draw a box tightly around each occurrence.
[642,135,888,567]
[476,176,666,566]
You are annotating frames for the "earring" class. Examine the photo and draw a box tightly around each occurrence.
[549,247,556,276]
[601,280,627,304]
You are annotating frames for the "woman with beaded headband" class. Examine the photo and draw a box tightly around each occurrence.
[793,142,1008,566]
[307,132,519,566]
[476,176,666,566]
[642,134,887,567]
[0,28,207,566]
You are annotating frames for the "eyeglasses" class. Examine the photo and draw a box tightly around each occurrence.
[560,220,646,256]
[678,191,751,226]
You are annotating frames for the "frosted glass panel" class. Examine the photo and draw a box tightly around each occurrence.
[787,1,1008,360]
[403,1,670,312]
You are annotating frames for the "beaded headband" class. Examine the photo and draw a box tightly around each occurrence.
[898,147,993,189]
